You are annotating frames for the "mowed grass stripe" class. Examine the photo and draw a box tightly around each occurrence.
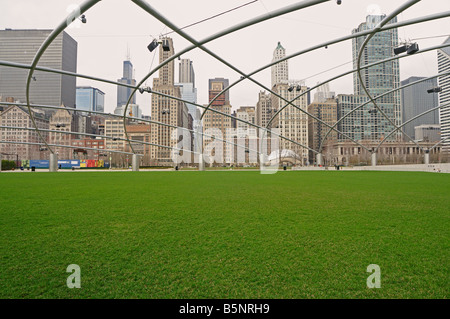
[0,171,448,298]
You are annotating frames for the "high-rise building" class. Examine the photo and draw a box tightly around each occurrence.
[117,60,136,107]
[236,106,257,138]
[271,42,289,88]
[400,76,439,140]
[0,29,77,114]
[314,83,335,103]
[104,119,124,151]
[256,91,273,130]
[179,59,195,87]
[308,97,338,162]
[346,14,401,142]
[76,86,105,113]
[203,78,232,164]
[150,37,189,165]
[437,36,450,153]
[272,83,310,164]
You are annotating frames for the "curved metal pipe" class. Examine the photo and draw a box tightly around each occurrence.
[355,0,421,151]
[25,0,101,154]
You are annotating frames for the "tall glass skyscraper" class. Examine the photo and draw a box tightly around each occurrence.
[0,29,77,114]
[76,86,105,113]
[117,60,136,107]
[338,14,401,142]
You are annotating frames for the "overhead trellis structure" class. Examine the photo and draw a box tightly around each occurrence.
[0,0,448,171]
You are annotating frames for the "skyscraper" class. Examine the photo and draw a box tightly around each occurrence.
[437,36,450,153]
[339,14,401,142]
[400,76,439,140]
[256,90,273,129]
[117,60,136,107]
[308,97,338,162]
[203,78,232,164]
[0,29,77,114]
[176,58,199,154]
[76,86,105,113]
[150,37,189,165]
[271,42,289,88]
[179,59,195,87]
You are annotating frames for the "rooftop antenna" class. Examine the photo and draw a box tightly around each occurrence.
[126,43,131,61]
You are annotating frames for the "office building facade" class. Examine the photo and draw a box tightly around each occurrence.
[401,76,439,140]
[76,86,105,113]
[0,29,77,114]
[437,36,450,153]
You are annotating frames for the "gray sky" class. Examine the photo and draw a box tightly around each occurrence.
[1,0,449,115]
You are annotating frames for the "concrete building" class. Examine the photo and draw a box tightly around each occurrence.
[271,42,289,88]
[0,29,77,115]
[104,119,124,151]
[179,59,195,87]
[308,97,338,163]
[150,37,189,166]
[125,123,152,166]
[272,83,310,165]
[71,138,106,159]
[314,83,335,103]
[76,86,105,113]
[235,106,257,165]
[347,14,401,141]
[117,60,136,107]
[437,36,450,154]
[414,124,441,143]
[0,104,49,160]
[323,140,443,166]
[401,76,439,140]
[49,106,77,159]
[256,91,273,129]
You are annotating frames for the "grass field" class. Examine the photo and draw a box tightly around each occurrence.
[0,171,448,299]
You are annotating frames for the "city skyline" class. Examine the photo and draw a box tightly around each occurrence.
[0,0,448,115]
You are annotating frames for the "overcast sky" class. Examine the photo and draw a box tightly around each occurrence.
[1,0,449,115]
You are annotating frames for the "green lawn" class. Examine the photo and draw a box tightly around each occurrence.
[0,171,448,298]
